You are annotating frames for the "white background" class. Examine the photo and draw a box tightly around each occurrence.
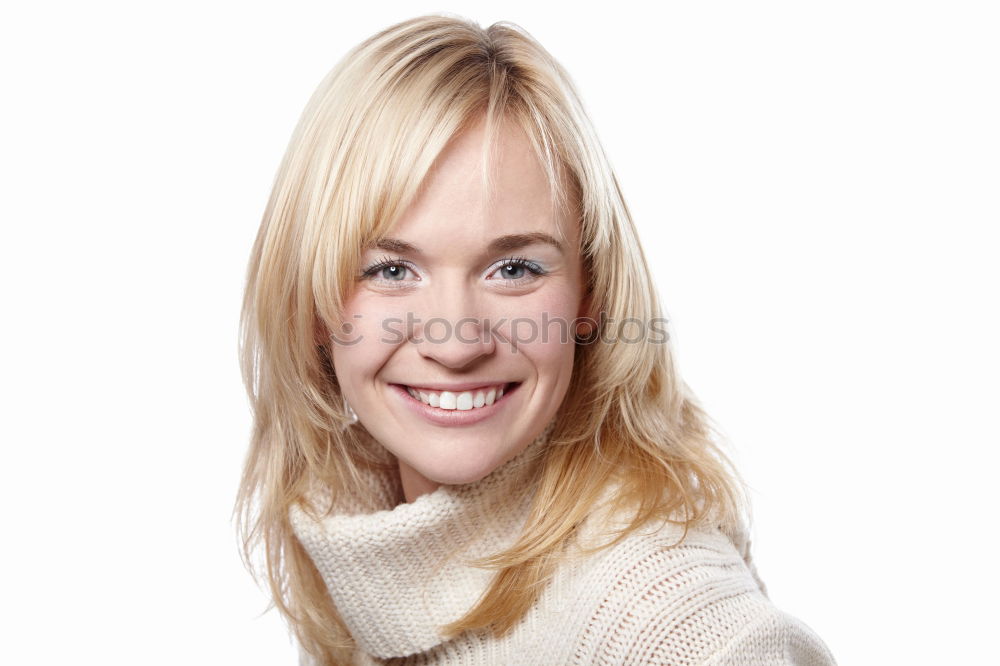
[2,1,997,664]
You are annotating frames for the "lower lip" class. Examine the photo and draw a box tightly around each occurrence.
[389,382,521,426]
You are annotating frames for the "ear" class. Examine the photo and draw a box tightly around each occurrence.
[579,287,598,319]
[313,317,329,349]
[575,288,599,338]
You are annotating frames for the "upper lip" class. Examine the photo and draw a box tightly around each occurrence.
[394,380,517,392]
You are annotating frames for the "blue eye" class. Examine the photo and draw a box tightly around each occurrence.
[360,255,547,286]
[489,256,547,282]
[499,263,526,279]
[378,265,407,280]
[360,256,416,283]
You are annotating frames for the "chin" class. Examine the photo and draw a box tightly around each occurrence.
[423,458,502,487]
[415,444,521,487]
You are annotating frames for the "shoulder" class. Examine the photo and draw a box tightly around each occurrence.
[701,606,838,666]
[566,516,836,665]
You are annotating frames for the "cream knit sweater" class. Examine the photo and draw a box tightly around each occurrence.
[290,422,837,665]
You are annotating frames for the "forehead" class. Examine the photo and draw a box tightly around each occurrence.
[377,115,580,254]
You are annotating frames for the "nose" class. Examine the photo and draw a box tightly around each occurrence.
[411,290,495,370]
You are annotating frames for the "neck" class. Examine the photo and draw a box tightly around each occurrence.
[397,458,441,503]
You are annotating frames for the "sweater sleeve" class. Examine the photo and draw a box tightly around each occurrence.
[701,607,837,666]
[570,519,837,666]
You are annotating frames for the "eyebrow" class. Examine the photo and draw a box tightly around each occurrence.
[370,232,564,256]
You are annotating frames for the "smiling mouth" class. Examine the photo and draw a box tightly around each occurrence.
[395,382,520,411]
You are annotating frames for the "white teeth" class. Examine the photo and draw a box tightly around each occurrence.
[439,391,457,409]
[405,383,511,411]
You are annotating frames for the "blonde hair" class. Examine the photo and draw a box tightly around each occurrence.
[235,14,750,665]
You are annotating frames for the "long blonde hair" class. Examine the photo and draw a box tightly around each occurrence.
[235,14,750,665]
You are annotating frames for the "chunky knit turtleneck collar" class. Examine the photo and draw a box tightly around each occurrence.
[289,420,558,660]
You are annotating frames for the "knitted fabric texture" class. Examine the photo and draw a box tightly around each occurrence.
[289,423,837,665]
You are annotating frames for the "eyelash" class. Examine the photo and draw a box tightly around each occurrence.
[359,254,548,287]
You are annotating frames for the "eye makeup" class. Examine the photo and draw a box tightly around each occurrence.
[359,255,549,285]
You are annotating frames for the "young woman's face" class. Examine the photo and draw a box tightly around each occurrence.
[329,116,589,501]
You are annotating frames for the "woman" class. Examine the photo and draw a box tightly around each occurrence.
[236,14,837,665]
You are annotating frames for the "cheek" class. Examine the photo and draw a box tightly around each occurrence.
[500,290,580,367]
[327,298,400,386]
